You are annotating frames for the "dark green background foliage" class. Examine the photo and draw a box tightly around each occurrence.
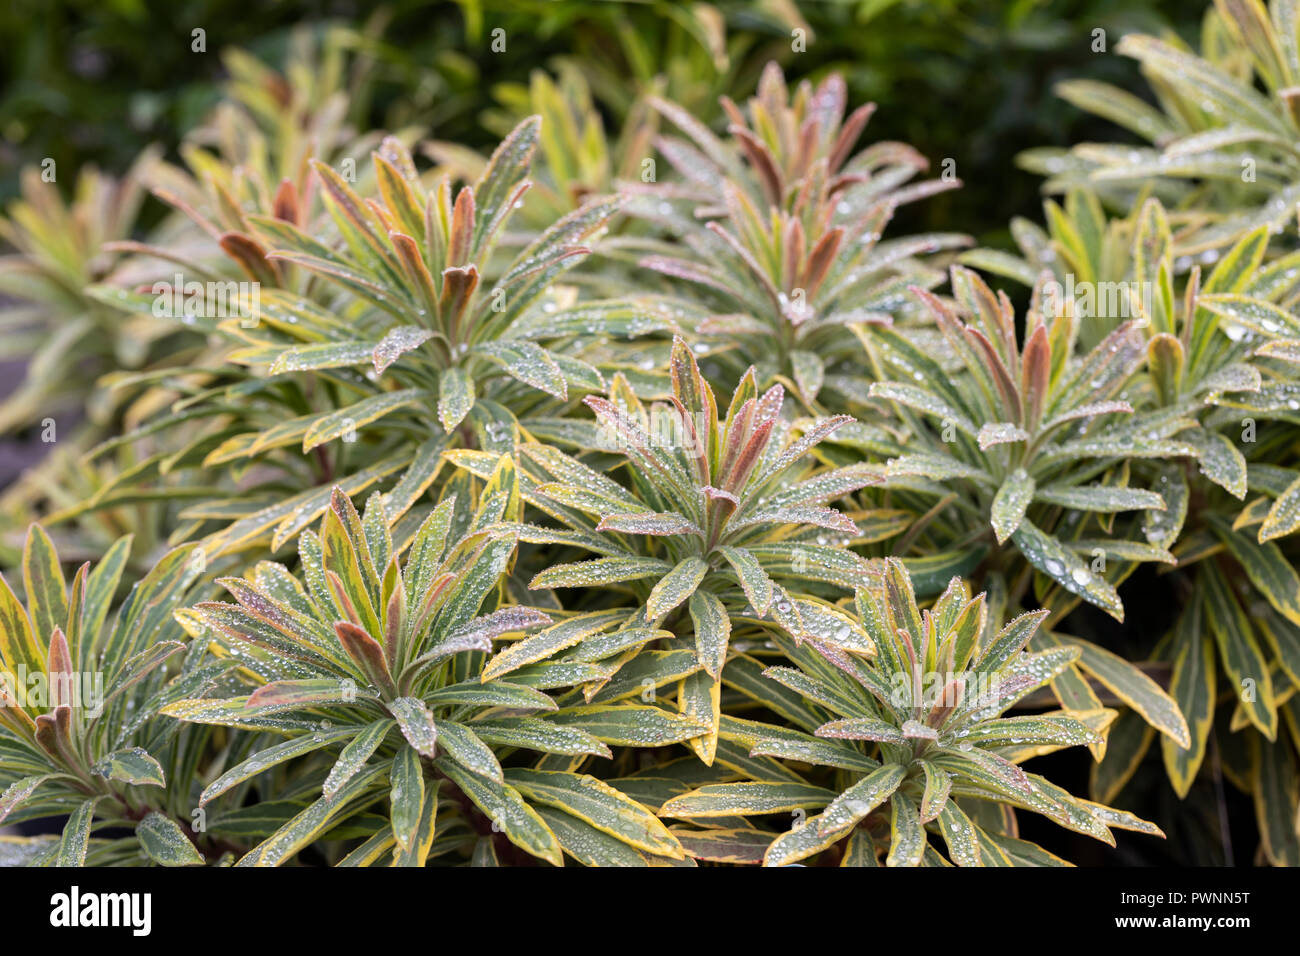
[1,0,1201,239]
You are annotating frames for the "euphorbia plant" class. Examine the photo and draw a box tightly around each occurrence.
[0,527,220,866]
[663,561,1162,866]
[1019,0,1300,252]
[164,475,692,866]
[448,336,880,761]
[868,264,1175,620]
[81,117,671,564]
[13,2,1300,868]
[964,190,1300,863]
[631,62,967,412]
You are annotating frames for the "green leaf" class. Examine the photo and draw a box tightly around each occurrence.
[1260,475,1300,542]
[481,610,626,681]
[473,116,540,255]
[0,571,44,681]
[390,745,425,853]
[817,764,907,835]
[55,799,99,867]
[468,717,612,757]
[530,556,671,590]
[137,812,205,866]
[505,768,683,858]
[534,807,647,867]
[661,782,836,818]
[991,468,1035,544]
[1033,484,1166,513]
[718,546,775,615]
[646,557,709,620]
[789,349,825,405]
[1203,563,1276,739]
[763,812,848,866]
[22,525,66,647]
[424,681,555,712]
[1184,429,1248,500]
[0,775,54,824]
[434,721,503,782]
[937,800,981,866]
[958,714,1098,749]
[237,765,388,867]
[550,705,710,746]
[815,717,905,745]
[475,341,567,399]
[1012,519,1122,619]
[390,697,439,757]
[1162,603,1216,797]
[1063,636,1189,747]
[1253,736,1300,866]
[323,720,394,799]
[392,783,440,867]
[689,591,731,680]
[674,826,774,865]
[886,793,925,867]
[438,367,475,432]
[434,757,563,866]
[92,748,166,789]
[302,389,427,452]
[1210,514,1300,627]
[268,341,373,374]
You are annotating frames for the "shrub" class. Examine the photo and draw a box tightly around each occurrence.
[1,0,1298,867]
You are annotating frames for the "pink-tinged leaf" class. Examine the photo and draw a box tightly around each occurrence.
[829,101,877,172]
[247,679,364,710]
[46,628,73,709]
[335,621,398,698]
[311,158,391,261]
[729,126,783,206]
[219,232,282,287]
[34,706,72,761]
[639,255,741,298]
[272,178,301,225]
[698,313,769,336]
[373,151,423,235]
[964,325,1022,422]
[706,220,783,310]
[801,228,845,300]
[669,336,717,483]
[150,186,222,239]
[722,403,779,492]
[448,186,475,268]
[1021,324,1050,431]
[388,231,441,321]
[702,485,741,528]
[439,264,479,341]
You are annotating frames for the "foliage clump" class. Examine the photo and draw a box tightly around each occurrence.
[1,1,1298,867]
